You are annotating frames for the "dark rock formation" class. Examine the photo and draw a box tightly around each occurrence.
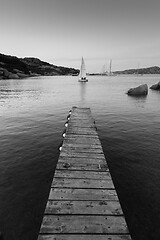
[0,53,30,79]
[0,53,29,74]
[0,53,79,80]
[127,84,148,96]
[150,81,160,90]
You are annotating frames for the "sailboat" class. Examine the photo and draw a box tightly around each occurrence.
[78,57,88,82]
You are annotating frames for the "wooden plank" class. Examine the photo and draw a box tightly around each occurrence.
[71,112,92,116]
[52,178,114,189]
[45,200,123,215]
[68,122,95,127]
[65,134,99,139]
[68,114,93,118]
[38,235,131,240]
[49,188,118,201]
[71,109,91,112]
[64,134,99,139]
[40,215,129,234]
[54,170,111,179]
[67,125,95,129]
[66,131,98,136]
[68,120,94,124]
[62,142,103,150]
[68,118,94,122]
[66,129,97,135]
[61,147,103,154]
[63,137,100,145]
[56,162,108,171]
[58,156,106,164]
[60,152,105,159]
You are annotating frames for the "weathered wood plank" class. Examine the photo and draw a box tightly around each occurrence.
[63,137,101,145]
[68,119,95,123]
[58,156,106,165]
[68,118,94,121]
[62,142,103,150]
[56,162,108,171]
[71,114,92,117]
[66,129,97,135]
[66,132,98,136]
[40,215,129,234]
[60,152,105,159]
[71,112,92,116]
[38,235,131,240]
[45,200,123,215]
[67,124,95,128]
[49,188,118,201]
[52,178,114,189]
[64,134,99,139]
[61,147,103,154]
[68,123,95,128]
[54,170,111,179]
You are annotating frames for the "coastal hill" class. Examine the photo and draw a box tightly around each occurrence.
[0,53,79,79]
[21,57,79,76]
[113,66,160,75]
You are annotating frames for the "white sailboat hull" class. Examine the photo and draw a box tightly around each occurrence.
[78,78,88,82]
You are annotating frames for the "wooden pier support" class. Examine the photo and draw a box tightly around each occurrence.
[38,107,131,240]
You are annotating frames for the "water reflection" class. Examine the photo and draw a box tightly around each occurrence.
[79,82,87,106]
[127,94,148,101]
[127,94,148,109]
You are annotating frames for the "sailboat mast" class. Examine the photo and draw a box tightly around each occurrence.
[102,64,105,75]
[109,59,112,76]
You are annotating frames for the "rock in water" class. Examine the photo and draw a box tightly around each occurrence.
[150,81,160,90]
[127,84,148,96]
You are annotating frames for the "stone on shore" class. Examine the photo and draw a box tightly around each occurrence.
[8,73,19,79]
[16,73,28,78]
[127,84,148,96]
[150,81,160,90]
[3,69,10,77]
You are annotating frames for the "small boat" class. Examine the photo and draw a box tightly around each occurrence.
[78,57,88,82]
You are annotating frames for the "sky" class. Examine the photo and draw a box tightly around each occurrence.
[0,0,160,72]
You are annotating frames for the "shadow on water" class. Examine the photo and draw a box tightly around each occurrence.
[127,94,148,101]
[127,94,148,110]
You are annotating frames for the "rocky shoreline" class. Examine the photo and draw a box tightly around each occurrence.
[0,68,33,80]
[0,53,79,80]
[114,66,160,75]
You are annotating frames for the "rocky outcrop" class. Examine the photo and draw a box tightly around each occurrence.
[150,81,160,90]
[127,84,148,96]
[0,53,79,80]
[0,53,30,79]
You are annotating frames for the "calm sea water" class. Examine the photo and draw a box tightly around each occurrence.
[0,75,160,240]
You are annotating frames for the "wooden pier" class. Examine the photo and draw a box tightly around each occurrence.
[38,107,131,240]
